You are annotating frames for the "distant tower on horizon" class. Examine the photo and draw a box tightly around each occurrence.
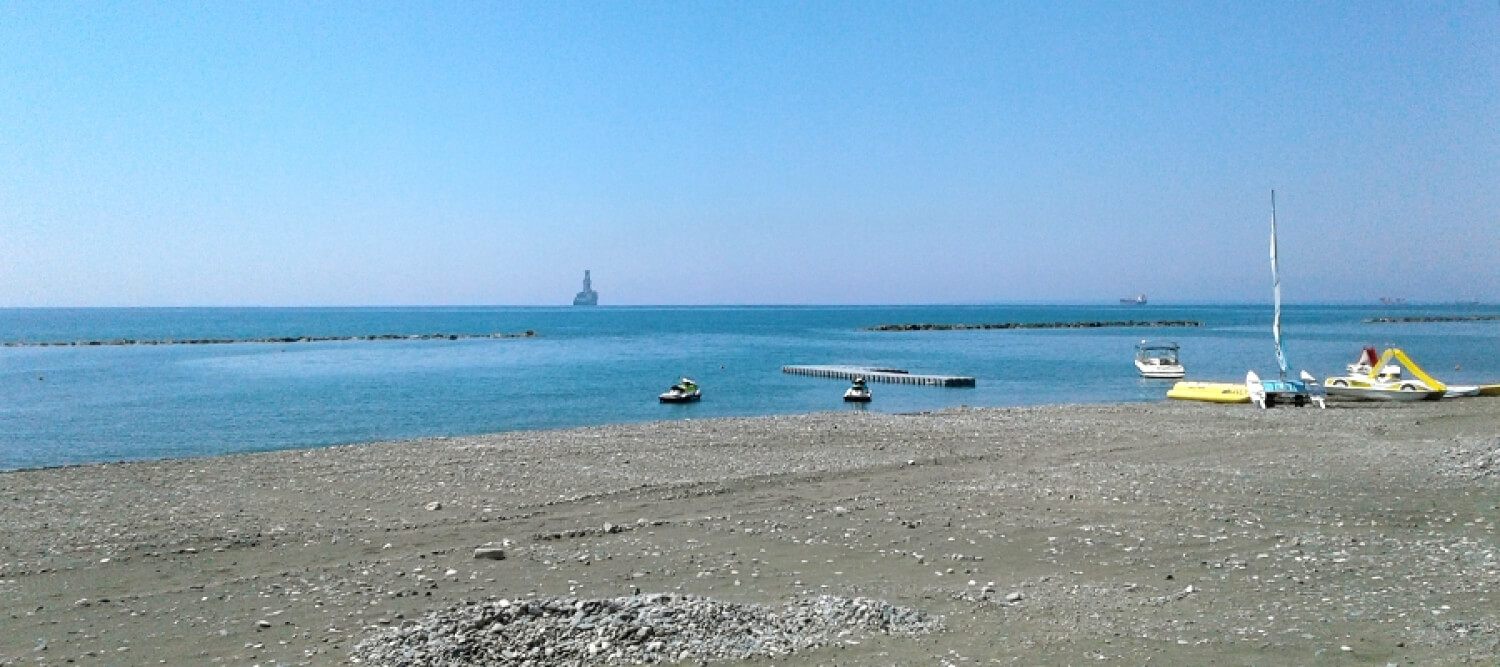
[573,270,599,306]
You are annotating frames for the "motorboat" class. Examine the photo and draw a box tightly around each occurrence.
[1167,381,1250,403]
[658,377,701,403]
[1323,347,1445,402]
[1248,191,1324,409]
[843,377,872,403]
[1135,340,1184,379]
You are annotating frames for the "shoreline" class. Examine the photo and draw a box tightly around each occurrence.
[1,398,1156,474]
[3,400,1498,664]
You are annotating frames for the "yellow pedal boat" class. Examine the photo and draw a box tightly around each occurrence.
[1167,381,1251,404]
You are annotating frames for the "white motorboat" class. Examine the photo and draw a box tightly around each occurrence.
[1134,340,1184,379]
[843,377,872,402]
[658,377,701,403]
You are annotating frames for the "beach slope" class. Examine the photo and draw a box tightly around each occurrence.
[2,400,1498,664]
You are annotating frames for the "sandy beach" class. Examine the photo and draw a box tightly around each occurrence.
[3,399,1498,665]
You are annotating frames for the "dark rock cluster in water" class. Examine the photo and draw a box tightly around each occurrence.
[349,593,940,666]
[2,331,536,347]
[864,320,1200,331]
[1364,315,1500,323]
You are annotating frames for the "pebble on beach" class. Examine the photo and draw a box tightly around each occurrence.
[350,593,940,666]
[6,401,1500,665]
[473,545,507,560]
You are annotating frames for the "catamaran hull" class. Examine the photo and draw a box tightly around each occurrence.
[1247,371,1325,408]
[1258,390,1322,407]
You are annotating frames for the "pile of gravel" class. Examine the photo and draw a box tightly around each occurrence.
[350,593,940,666]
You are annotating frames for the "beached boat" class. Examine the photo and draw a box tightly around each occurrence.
[1249,191,1323,409]
[842,377,872,403]
[658,377,701,403]
[1167,381,1250,403]
[1134,340,1184,379]
[1248,370,1326,408]
[1332,379,1446,401]
[1323,347,1446,402]
[1479,384,1500,397]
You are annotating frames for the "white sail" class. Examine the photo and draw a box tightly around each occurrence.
[1270,190,1289,380]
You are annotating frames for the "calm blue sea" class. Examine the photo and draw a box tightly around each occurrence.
[2,304,1497,470]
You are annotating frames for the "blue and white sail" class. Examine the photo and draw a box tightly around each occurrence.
[1251,190,1325,408]
[1270,191,1289,381]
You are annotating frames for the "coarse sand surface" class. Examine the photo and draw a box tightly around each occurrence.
[3,399,1499,664]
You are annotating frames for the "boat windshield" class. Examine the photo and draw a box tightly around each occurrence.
[1136,343,1179,363]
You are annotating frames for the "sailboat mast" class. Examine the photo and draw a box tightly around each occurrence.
[1270,190,1289,381]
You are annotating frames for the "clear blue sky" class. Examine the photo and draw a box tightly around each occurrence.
[3,1,1496,306]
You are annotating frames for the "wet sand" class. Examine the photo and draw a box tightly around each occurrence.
[2,399,1498,665]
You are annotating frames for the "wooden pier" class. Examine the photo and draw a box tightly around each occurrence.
[781,365,976,387]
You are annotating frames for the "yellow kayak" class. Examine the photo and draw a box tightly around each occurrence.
[1168,381,1251,404]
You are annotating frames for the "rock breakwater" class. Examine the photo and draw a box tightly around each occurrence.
[863,320,1200,331]
[1364,315,1500,323]
[2,331,536,347]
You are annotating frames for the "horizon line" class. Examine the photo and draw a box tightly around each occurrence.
[0,300,1489,310]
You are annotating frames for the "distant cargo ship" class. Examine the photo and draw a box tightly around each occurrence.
[573,270,599,306]
[1120,294,1147,305]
